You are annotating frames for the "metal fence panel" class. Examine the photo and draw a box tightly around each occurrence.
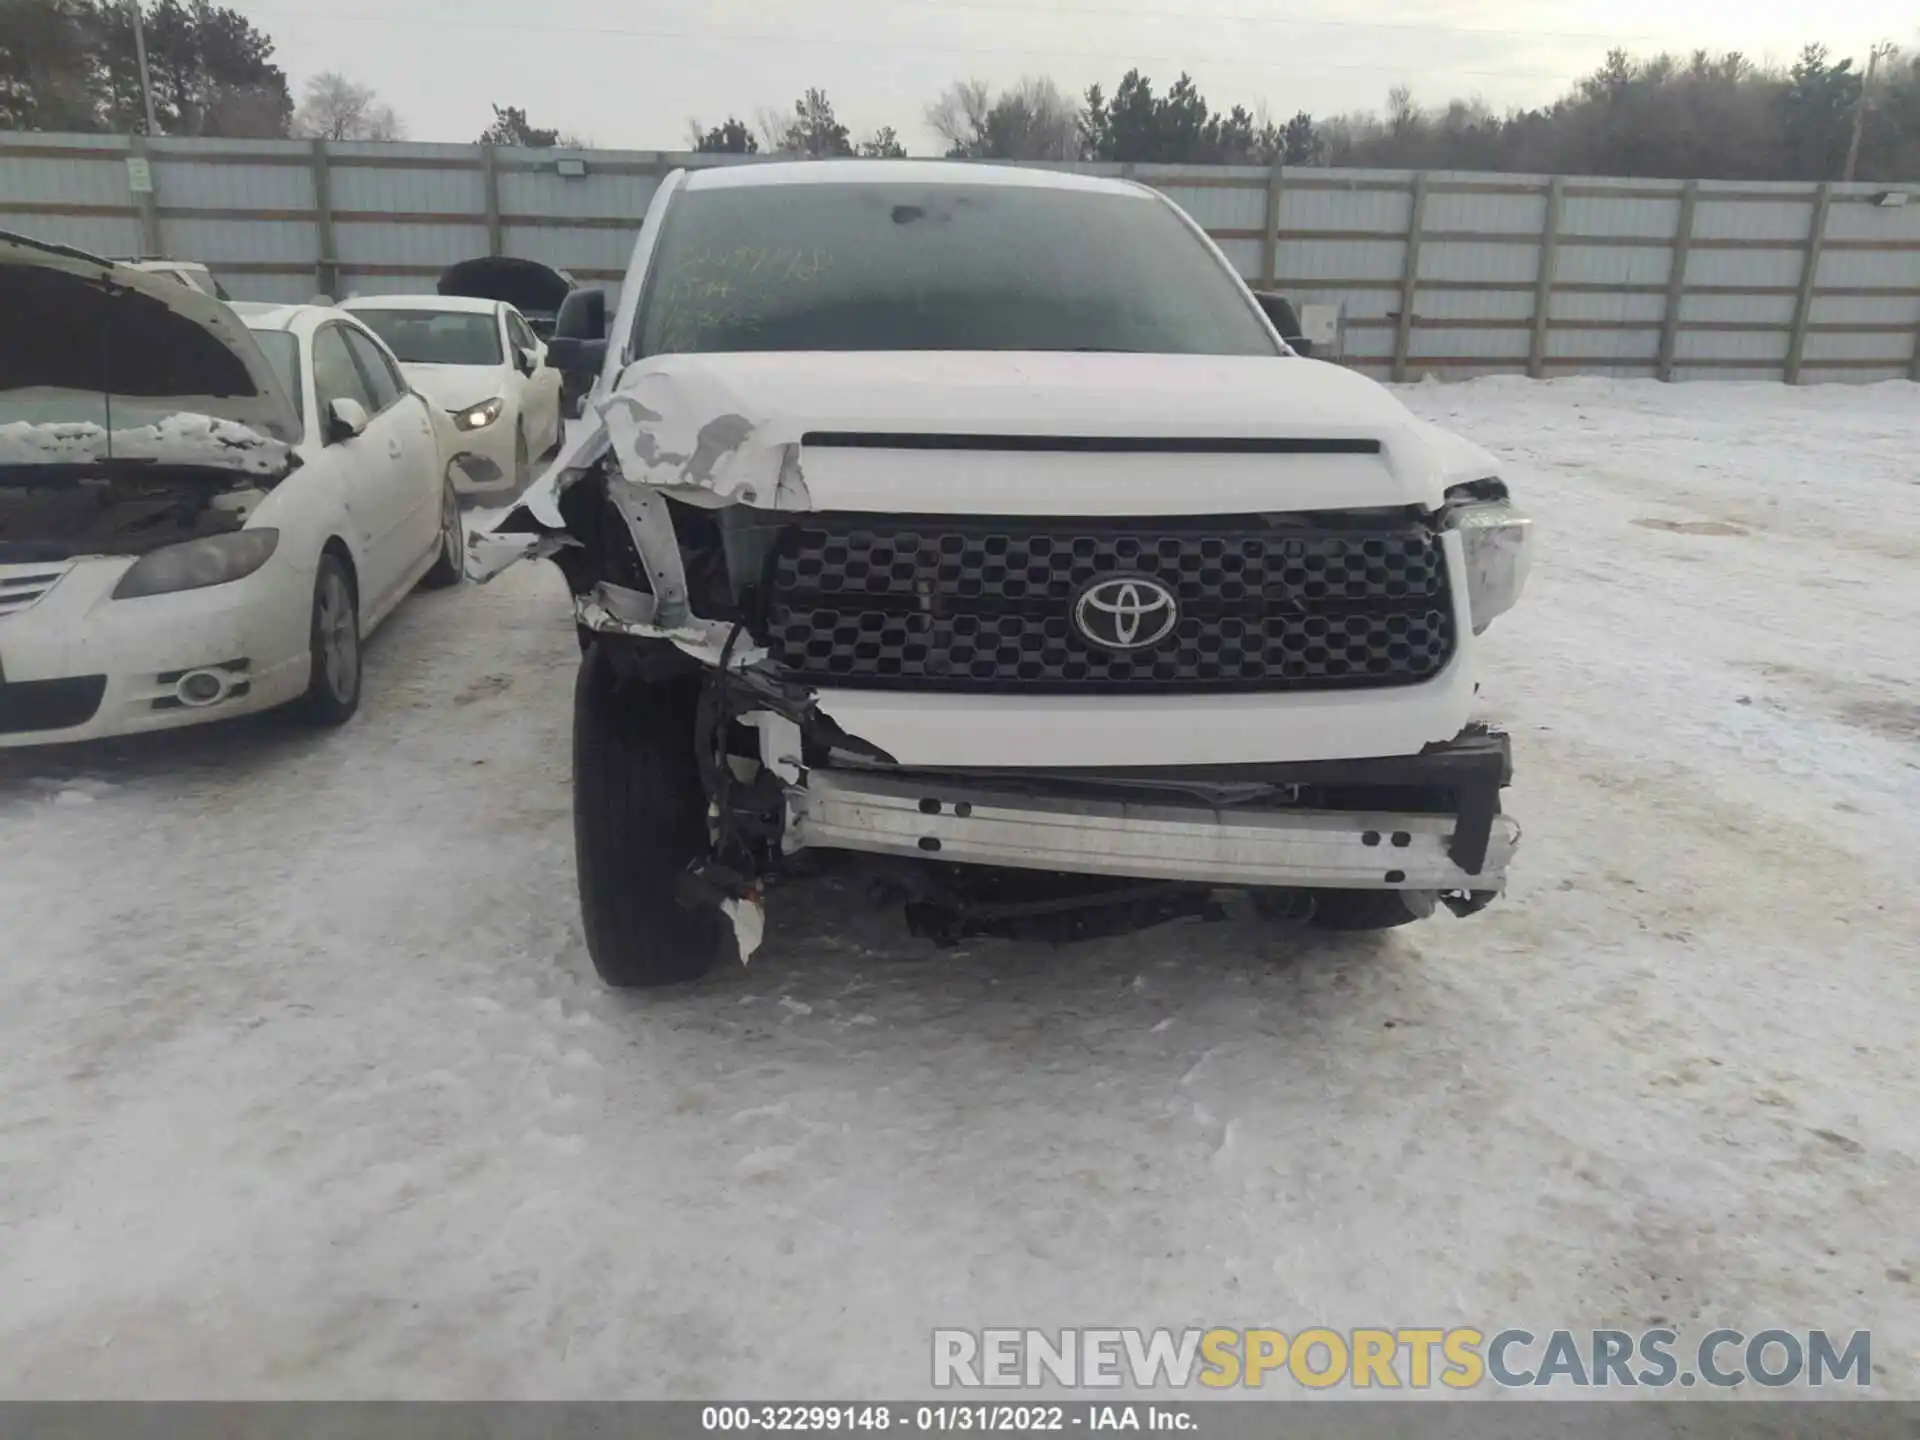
[1800,329,1916,362]
[1420,240,1539,285]
[3,133,1916,384]
[1283,185,1413,237]
[328,164,486,217]
[499,225,642,282]
[1425,188,1545,236]
[1824,196,1920,242]
[1675,328,1792,362]
[332,220,490,270]
[1148,182,1265,233]
[1554,242,1672,287]
[1562,193,1681,239]
[149,155,311,210]
[1684,247,1807,289]
[1282,238,1407,284]
[1547,327,1662,360]
[1,211,142,256]
[1815,248,1920,287]
[159,216,313,266]
[1691,198,1817,242]
[1418,289,1535,322]
[1551,291,1667,324]
[1408,329,1532,362]
[1681,292,1798,325]
[1814,292,1920,326]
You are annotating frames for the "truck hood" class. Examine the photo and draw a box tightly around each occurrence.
[481,351,1505,572]
[584,351,1490,517]
[0,229,299,476]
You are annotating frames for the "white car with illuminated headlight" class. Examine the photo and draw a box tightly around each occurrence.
[0,232,466,746]
[341,294,563,494]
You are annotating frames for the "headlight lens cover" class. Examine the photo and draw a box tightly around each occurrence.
[113,529,280,599]
[453,397,504,431]
[1442,480,1532,634]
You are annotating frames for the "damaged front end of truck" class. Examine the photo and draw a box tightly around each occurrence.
[474,353,1532,968]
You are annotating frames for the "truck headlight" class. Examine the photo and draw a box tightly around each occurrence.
[113,529,280,599]
[1442,480,1531,634]
[453,397,504,431]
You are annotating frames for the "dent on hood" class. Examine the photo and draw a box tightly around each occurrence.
[466,356,819,584]
[599,359,811,508]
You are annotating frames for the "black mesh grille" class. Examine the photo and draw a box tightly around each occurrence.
[763,514,1456,694]
[0,676,107,734]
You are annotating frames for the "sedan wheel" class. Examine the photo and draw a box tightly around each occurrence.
[422,474,465,588]
[291,553,361,727]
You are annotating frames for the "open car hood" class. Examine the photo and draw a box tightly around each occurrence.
[439,256,575,325]
[0,229,301,473]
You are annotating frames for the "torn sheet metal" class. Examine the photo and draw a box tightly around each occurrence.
[476,413,610,543]
[467,528,571,583]
[604,477,692,625]
[747,711,804,784]
[601,366,786,507]
[574,590,770,670]
[720,895,765,964]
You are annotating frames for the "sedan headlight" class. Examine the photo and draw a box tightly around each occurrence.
[113,529,280,599]
[452,397,504,432]
[1442,480,1532,634]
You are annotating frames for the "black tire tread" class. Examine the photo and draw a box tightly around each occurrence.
[288,553,360,728]
[421,479,464,588]
[1306,889,1433,931]
[573,645,721,987]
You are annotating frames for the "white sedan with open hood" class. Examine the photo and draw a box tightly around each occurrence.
[0,232,465,746]
[340,294,563,494]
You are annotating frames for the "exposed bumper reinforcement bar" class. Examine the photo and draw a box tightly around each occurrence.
[786,770,1519,892]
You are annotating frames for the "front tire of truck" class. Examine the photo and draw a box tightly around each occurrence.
[572,642,723,987]
[1304,889,1438,931]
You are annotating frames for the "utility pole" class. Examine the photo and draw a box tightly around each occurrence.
[129,0,159,137]
[1843,43,1892,183]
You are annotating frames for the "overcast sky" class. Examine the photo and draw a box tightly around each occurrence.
[241,0,1916,151]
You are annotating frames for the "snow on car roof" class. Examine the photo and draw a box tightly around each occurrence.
[339,294,499,314]
[680,159,1149,197]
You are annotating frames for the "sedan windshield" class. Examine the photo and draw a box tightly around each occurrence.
[635,182,1279,358]
[351,310,502,367]
[246,329,304,423]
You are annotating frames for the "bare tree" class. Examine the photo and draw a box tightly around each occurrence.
[292,70,404,141]
[927,77,992,154]
[754,104,794,154]
[859,125,907,158]
[928,76,1079,159]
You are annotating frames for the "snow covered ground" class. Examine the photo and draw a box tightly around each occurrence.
[0,378,1915,1399]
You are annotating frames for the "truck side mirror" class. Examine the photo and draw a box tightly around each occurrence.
[546,288,607,386]
[1252,290,1314,357]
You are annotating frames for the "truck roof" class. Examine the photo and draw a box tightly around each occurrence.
[679,159,1148,198]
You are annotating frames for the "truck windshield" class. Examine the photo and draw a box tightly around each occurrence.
[634,181,1280,358]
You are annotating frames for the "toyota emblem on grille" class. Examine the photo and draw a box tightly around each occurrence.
[1073,575,1179,650]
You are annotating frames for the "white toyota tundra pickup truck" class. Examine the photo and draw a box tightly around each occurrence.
[475,159,1533,987]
